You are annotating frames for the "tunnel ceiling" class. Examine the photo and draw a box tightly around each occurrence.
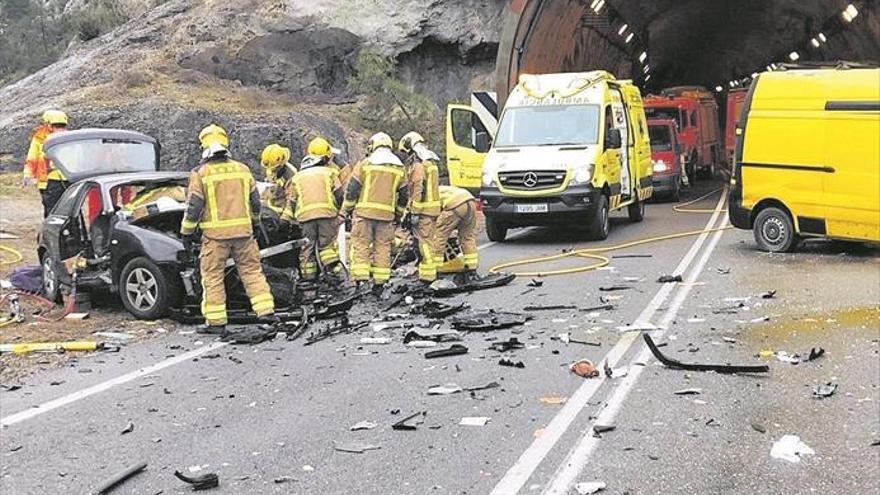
[496,0,879,102]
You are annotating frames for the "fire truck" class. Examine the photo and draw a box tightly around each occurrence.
[725,88,749,165]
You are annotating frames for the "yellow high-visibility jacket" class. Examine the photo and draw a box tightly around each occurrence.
[181,157,262,240]
[290,165,342,222]
[341,148,409,222]
[407,159,441,217]
[23,125,65,189]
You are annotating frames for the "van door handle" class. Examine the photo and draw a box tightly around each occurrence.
[448,157,461,161]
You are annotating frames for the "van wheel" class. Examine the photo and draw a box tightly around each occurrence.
[587,195,610,240]
[119,257,176,320]
[627,197,645,222]
[485,217,507,242]
[753,207,799,253]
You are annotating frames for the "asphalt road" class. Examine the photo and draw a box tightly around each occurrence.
[2,180,878,495]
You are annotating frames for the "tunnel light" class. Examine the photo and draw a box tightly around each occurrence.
[643,64,650,73]
[818,32,827,43]
[639,51,648,63]
[788,51,800,61]
[625,32,634,43]
[842,4,858,22]
[811,38,820,48]
[715,86,724,92]
[751,72,759,78]
[593,0,605,14]
[590,0,601,9]
[645,74,651,82]
[729,81,737,88]
[618,24,628,36]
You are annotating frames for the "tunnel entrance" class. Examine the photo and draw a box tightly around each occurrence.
[495,0,878,105]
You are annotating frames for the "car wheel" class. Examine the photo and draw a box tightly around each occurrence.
[587,195,610,240]
[753,207,799,253]
[485,217,507,243]
[119,257,174,320]
[628,197,645,223]
[41,255,62,303]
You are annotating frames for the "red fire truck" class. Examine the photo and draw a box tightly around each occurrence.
[645,86,722,182]
[724,88,749,165]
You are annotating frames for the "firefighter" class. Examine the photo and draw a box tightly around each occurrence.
[23,110,69,217]
[435,185,479,277]
[338,132,408,295]
[290,154,343,281]
[398,131,441,284]
[259,143,297,223]
[181,124,275,333]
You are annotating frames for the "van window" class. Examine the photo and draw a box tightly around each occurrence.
[649,125,673,152]
[645,107,682,129]
[495,105,600,147]
[450,108,475,149]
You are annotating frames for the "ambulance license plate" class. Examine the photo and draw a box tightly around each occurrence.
[516,203,548,213]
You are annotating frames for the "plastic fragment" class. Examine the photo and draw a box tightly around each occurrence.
[333,442,381,454]
[574,481,607,494]
[424,344,468,359]
[94,461,147,494]
[459,416,490,426]
[657,274,683,283]
[391,411,425,431]
[770,435,815,463]
[643,334,769,374]
[174,470,220,490]
[350,421,377,431]
[673,388,702,395]
[428,384,463,395]
[812,382,837,399]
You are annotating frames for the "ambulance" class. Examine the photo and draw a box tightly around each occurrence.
[478,71,653,241]
[729,63,880,252]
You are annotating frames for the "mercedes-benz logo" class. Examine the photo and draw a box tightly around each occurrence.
[522,172,539,188]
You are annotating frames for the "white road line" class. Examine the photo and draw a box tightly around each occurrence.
[477,227,537,251]
[0,341,228,428]
[489,189,729,495]
[543,213,730,494]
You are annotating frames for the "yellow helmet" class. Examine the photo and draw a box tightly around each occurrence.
[307,137,333,158]
[198,124,228,150]
[261,144,291,170]
[366,132,393,153]
[42,110,68,126]
[398,131,425,153]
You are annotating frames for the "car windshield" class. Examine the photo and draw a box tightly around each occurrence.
[649,125,673,152]
[645,107,682,129]
[48,138,157,178]
[495,105,600,147]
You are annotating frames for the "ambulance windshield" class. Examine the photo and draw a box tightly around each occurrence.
[495,105,600,148]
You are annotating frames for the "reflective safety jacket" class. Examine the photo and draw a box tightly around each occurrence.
[23,124,66,189]
[181,157,262,240]
[407,159,441,217]
[342,148,409,222]
[123,185,187,220]
[261,162,297,222]
[290,165,342,222]
[439,185,476,211]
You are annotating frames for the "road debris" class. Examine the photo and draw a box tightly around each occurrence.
[539,396,567,405]
[425,344,468,359]
[592,424,616,437]
[558,333,601,346]
[431,272,516,296]
[599,285,634,292]
[760,290,777,299]
[350,421,377,431]
[751,423,767,434]
[460,416,490,426]
[220,325,277,344]
[770,435,815,463]
[273,476,298,484]
[612,253,652,259]
[428,384,464,395]
[334,442,381,454]
[644,334,770,374]
[403,329,462,343]
[805,347,826,362]
[527,279,544,287]
[450,310,530,331]
[657,274,683,283]
[574,481,607,494]
[391,411,425,431]
[360,337,392,345]
[776,351,800,364]
[812,382,838,399]
[93,461,147,494]
[499,358,525,368]
[570,359,600,378]
[523,304,578,311]
[489,338,525,352]
[673,388,702,395]
[716,267,731,274]
[174,470,220,490]
[0,341,101,354]
[120,421,134,435]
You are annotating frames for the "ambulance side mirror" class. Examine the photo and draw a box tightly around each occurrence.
[474,132,491,153]
[605,129,622,150]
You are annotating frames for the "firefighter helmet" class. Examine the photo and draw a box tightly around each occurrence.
[42,110,68,126]
[198,124,228,150]
[366,132,393,153]
[261,144,291,171]
[398,131,425,153]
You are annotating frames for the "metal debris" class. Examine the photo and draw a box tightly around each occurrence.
[174,470,220,490]
[120,421,134,435]
[450,310,531,331]
[428,384,464,395]
[673,388,702,395]
[598,285,635,292]
[489,338,525,352]
[94,461,147,494]
[391,411,426,431]
[812,382,838,399]
[760,290,777,299]
[527,279,544,287]
[424,344,468,359]
[333,442,381,454]
[499,358,525,368]
[644,334,770,374]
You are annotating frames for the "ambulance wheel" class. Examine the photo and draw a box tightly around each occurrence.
[587,195,610,240]
[753,207,799,253]
[119,257,176,320]
[485,217,508,242]
[627,198,645,223]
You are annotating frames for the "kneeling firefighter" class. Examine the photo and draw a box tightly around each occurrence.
[181,124,276,332]
[338,132,408,294]
[398,131,441,284]
[260,143,297,223]
[290,153,344,281]
[435,186,479,276]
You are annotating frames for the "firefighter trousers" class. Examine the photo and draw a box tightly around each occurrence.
[300,218,339,280]
[435,201,478,270]
[350,216,394,284]
[200,236,274,326]
[413,216,438,282]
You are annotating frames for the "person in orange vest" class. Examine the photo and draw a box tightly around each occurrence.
[338,132,409,295]
[180,124,276,333]
[435,185,480,278]
[23,110,69,217]
[289,153,343,281]
[398,131,441,284]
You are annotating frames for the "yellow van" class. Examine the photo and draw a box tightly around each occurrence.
[729,64,880,252]
[478,71,653,241]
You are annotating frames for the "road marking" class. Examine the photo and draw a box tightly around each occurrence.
[543,213,730,494]
[0,341,228,428]
[489,189,729,495]
[477,227,537,251]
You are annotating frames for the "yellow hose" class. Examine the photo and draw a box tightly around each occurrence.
[673,187,728,213]
[0,245,23,266]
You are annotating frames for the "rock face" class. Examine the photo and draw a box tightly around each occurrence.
[0,0,504,173]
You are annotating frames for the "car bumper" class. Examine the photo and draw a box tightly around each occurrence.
[479,185,602,227]
[651,174,679,194]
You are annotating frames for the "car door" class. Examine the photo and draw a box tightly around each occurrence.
[42,181,90,284]
[446,104,491,191]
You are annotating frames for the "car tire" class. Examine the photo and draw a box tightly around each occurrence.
[753,207,799,253]
[485,217,507,243]
[587,195,610,241]
[119,257,175,320]
[41,255,62,303]
[628,197,645,223]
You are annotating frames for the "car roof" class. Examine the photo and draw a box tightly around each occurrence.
[85,171,189,188]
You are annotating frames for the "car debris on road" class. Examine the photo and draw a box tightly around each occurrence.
[174,469,220,490]
[644,334,770,374]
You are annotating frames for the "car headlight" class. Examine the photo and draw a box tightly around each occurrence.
[482,165,499,187]
[571,165,594,185]
[652,160,668,172]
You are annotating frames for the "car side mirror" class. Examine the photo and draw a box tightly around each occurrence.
[474,132,491,153]
[605,129,622,150]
